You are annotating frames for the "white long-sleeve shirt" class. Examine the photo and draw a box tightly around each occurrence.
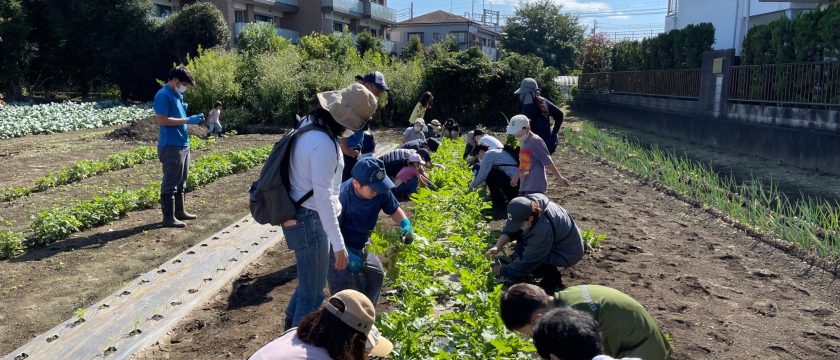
[288,115,346,252]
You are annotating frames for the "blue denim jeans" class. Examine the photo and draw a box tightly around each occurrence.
[282,208,330,329]
[327,245,385,305]
[392,177,419,201]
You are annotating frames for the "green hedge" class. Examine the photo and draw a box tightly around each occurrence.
[742,5,840,65]
[610,23,714,71]
[185,29,561,129]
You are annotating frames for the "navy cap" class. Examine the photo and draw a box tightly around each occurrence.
[416,148,431,163]
[352,157,395,194]
[355,71,390,92]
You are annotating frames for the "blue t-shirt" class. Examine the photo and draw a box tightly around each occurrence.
[338,179,400,250]
[153,85,190,148]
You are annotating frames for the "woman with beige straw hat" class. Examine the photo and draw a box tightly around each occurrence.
[282,83,378,330]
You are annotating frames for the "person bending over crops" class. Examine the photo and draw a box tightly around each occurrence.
[403,118,427,143]
[283,83,378,330]
[485,194,584,292]
[399,138,440,152]
[378,148,440,178]
[500,283,672,360]
[392,153,436,201]
[442,118,461,139]
[249,290,393,360]
[428,119,442,138]
[506,115,570,195]
[154,66,204,228]
[469,143,519,216]
[328,158,415,305]
[471,129,504,150]
[514,78,565,154]
[532,307,642,360]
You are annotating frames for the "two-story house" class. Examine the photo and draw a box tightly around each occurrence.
[389,10,501,60]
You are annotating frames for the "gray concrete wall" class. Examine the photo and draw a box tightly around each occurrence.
[573,97,840,176]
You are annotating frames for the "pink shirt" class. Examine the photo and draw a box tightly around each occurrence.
[395,165,420,183]
[249,330,332,360]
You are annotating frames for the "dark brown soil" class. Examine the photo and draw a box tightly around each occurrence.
[133,128,839,360]
[106,116,210,143]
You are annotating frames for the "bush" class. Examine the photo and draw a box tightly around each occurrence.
[238,22,290,55]
[610,23,714,71]
[356,30,386,57]
[184,47,241,118]
[166,2,230,64]
[742,6,840,65]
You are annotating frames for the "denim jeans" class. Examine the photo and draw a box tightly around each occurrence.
[327,245,385,305]
[282,207,330,329]
[392,177,419,201]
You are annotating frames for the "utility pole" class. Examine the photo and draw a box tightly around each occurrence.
[592,19,597,35]
[410,2,413,19]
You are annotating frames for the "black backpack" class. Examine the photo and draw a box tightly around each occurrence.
[249,123,331,226]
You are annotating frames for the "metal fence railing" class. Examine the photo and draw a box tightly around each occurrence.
[579,69,701,99]
[729,62,840,107]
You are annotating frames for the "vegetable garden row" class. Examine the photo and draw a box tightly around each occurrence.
[565,121,840,265]
[0,102,153,139]
[0,136,215,203]
[370,139,604,358]
[0,141,271,259]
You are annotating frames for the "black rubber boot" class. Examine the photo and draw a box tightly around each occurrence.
[174,193,197,221]
[162,195,186,228]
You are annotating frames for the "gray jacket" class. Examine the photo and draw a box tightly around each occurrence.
[501,193,584,279]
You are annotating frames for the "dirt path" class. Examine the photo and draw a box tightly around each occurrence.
[0,133,277,356]
[132,130,840,360]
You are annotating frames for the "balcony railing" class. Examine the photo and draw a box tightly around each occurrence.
[330,0,365,15]
[253,0,299,7]
[370,2,397,22]
[729,62,840,107]
[579,69,701,99]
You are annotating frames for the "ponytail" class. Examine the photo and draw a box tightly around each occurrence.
[533,91,549,118]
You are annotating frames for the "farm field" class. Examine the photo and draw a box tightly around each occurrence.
[133,126,839,359]
[1,124,838,359]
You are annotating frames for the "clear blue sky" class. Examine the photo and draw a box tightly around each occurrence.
[387,0,669,40]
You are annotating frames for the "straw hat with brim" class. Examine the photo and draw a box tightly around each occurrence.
[326,289,394,357]
[317,83,378,131]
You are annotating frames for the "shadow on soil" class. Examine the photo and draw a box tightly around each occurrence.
[227,264,297,310]
[11,222,164,263]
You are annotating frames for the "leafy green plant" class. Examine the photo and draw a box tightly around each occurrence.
[580,228,606,250]
[25,145,271,247]
[0,102,152,139]
[0,230,25,259]
[371,139,535,358]
[74,308,87,324]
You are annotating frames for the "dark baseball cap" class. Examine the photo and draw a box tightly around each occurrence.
[351,157,395,194]
[502,197,535,234]
[354,71,390,92]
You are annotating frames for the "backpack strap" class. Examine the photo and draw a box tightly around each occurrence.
[290,117,340,207]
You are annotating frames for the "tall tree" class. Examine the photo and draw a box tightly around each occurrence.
[43,0,151,97]
[166,2,230,64]
[500,0,584,74]
[0,0,31,99]
[356,30,385,56]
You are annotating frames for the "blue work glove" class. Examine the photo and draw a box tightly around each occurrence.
[400,218,414,245]
[347,251,363,273]
[187,114,205,125]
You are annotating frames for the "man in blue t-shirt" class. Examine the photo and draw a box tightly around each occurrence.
[327,157,415,305]
[153,66,205,228]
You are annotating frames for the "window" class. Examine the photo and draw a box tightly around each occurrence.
[449,31,468,44]
[334,21,348,32]
[235,10,245,23]
[407,32,424,43]
[155,4,173,17]
[254,13,275,23]
[432,33,440,41]
[369,28,378,37]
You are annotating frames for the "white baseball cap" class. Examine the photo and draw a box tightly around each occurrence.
[506,115,530,135]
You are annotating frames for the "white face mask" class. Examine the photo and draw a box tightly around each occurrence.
[177,84,188,94]
[521,220,533,232]
[515,129,529,141]
[414,124,423,131]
